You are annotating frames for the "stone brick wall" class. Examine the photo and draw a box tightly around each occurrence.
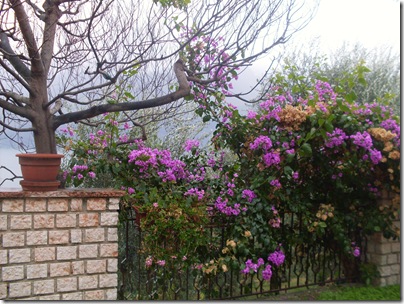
[0,189,123,300]
[366,190,400,286]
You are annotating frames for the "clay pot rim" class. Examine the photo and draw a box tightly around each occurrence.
[16,153,64,159]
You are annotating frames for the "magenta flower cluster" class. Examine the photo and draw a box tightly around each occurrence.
[380,119,400,147]
[262,265,273,281]
[351,243,361,258]
[241,248,285,281]
[350,131,382,164]
[60,126,75,137]
[314,80,337,102]
[181,29,238,100]
[325,128,348,149]
[184,188,205,201]
[72,164,88,173]
[269,179,281,189]
[241,258,265,274]
[214,197,243,216]
[68,165,96,181]
[268,249,286,266]
[241,189,257,203]
[350,131,373,150]
[249,135,273,151]
[263,152,281,168]
[128,146,187,182]
[258,98,282,122]
[184,139,200,152]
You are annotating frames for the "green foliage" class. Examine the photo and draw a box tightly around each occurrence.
[60,49,400,285]
[153,0,190,9]
[317,284,400,301]
[359,262,380,286]
[58,112,131,188]
[138,188,209,268]
[197,64,400,266]
[267,43,400,116]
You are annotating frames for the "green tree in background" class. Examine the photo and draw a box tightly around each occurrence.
[259,42,399,114]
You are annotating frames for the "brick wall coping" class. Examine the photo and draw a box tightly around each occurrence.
[0,188,125,198]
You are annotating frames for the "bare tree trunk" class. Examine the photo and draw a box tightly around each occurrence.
[0,0,316,155]
[32,115,57,154]
[31,75,57,154]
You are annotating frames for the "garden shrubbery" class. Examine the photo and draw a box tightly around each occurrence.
[59,61,400,283]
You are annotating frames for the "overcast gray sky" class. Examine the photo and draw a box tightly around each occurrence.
[293,0,400,53]
[232,0,400,109]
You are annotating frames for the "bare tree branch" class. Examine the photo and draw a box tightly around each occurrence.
[0,118,34,132]
[0,0,317,154]
[53,59,191,128]
[0,166,22,186]
[0,33,31,82]
[9,0,42,73]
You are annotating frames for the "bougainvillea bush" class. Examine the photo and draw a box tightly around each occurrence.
[59,114,213,268]
[59,60,400,284]
[194,68,400,278]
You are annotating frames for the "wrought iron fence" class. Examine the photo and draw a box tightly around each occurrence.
[118,207,360,300]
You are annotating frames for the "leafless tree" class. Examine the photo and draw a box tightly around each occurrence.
[0,0,317,154]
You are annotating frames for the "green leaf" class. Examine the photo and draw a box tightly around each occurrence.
[111,163,120,175]
[305,128,316,141]
[299,143,312,157]
[339,103,351,113]
[320,129,328,139]
[285,152,295,163]
[284,166,293,176]
[324,120,334,133]
[318,118,325,127]
[195,108,204,116]
[346,92,357,103]
[358,77,367,86]
[124,91,134,99]
[318,222,327,228]
[184,94,194,101]
[203,115,211,122]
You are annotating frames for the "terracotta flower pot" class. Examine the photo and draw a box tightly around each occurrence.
[16,153,64,191]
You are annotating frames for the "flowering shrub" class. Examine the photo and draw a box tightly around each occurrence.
[196,69,400,276]
[59,119,215,268]
[59,52,400,284]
